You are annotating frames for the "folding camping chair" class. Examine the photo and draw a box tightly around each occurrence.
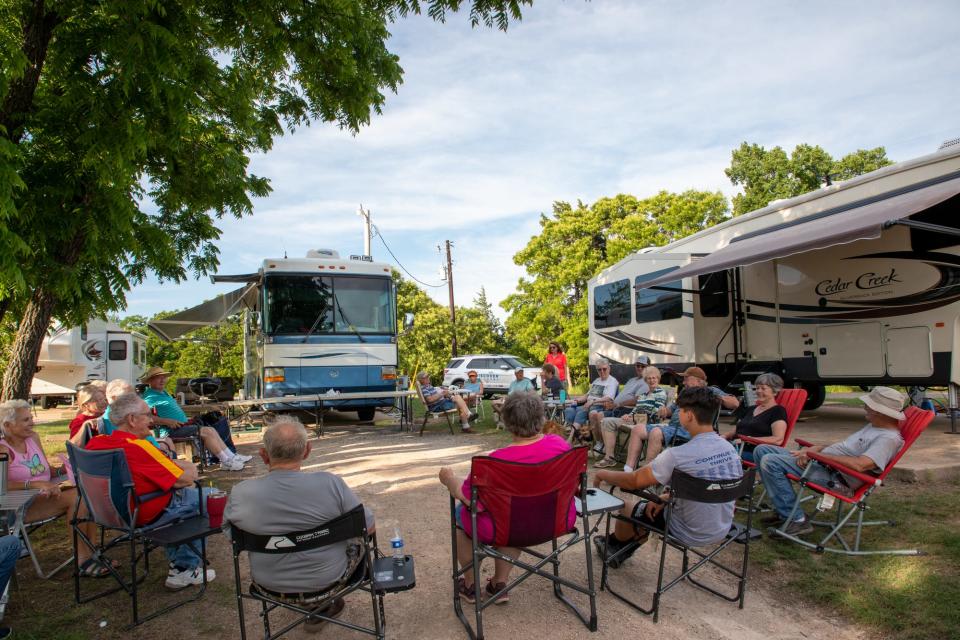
[415,384,456,436]
[600,467,757,623]
[65,443,221,627]
[451,446,596,640]
[769,406,935,555]
[230,504,416,640]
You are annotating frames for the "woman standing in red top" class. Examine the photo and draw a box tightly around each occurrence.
[544,342,570,388]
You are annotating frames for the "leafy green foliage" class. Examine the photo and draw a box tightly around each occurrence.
[502,191,729,381]
[725,142,893,216]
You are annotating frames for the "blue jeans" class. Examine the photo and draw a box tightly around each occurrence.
[564,404,603,426]
[150,487,213,570]
[754,445,833,520]
[0,534,21,596]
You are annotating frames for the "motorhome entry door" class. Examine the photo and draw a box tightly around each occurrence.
[816,322,885,377]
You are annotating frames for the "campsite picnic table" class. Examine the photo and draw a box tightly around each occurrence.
[223,390,417,436]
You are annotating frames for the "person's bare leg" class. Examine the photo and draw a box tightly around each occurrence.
[199,425,229,456]
[613,503,638,542]
[625,426,649,470]
[491,547,521,584]
[644,429,665,463]
[26,490,95,562]
[457,529,480,587]
[602,425,618,459]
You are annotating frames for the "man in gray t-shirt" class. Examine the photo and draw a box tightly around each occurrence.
[593,386,742,566]
[754,386,906,537]
[225,418,375,596]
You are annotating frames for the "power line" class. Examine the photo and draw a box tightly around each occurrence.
[373,225,445,288]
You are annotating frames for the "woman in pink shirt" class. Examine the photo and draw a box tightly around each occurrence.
[439,392,576,605]
[544,341,570,388]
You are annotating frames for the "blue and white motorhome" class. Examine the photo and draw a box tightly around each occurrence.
[150,249,405,421]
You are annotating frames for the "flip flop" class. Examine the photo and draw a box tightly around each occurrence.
[78,557,119,578]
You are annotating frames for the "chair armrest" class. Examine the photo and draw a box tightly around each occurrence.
[794,437,815,448]
[737,435,770,446]
[805,452,880,487]
[622,488,665,504]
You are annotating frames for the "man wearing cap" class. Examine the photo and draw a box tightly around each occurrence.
[140,367,250,471]
[417,371,476,433]
[587,356,651,453]
[491,368,535,427]
[754,386,906,536]
[621,366,739,472]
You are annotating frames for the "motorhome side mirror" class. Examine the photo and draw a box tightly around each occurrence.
[403,313,415,330]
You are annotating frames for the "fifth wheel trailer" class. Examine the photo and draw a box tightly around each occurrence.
[588,143,960,418]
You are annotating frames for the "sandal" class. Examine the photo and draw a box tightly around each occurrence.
[78,557,118,578]
[594,457,617,468]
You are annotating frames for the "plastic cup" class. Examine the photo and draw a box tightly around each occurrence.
[206,490,227,528]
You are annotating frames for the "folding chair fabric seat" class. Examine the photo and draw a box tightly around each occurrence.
[769,406,935,555]
[230,504,411,640]
[415,384,457,436]
[65,442,221,627]
[601,468,757,623]
[451,446,597,640]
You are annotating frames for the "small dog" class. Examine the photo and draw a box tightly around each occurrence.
[541,420,567,438]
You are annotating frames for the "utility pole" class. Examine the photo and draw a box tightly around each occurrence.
[444,239,458,357]
[358,205,372,257]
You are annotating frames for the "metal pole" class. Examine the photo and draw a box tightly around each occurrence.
[445,240,458,357]
[358,206,372,258]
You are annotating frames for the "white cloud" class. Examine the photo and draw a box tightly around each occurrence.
[126,0,960,326]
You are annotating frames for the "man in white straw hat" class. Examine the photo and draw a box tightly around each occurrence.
[753,386,907,536]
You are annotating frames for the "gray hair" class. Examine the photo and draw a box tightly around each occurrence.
[106,379,134,403]
[416,371,430,382]
[641,366,661,380]
[755,373,784,395]
[501,392,545,438]
[111,392,149,426]
[595,358,610,368]
[0,400,30,430]
[263,415,308,462]
[86,380,107,391]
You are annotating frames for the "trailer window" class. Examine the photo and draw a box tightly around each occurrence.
[594,279,632,329]
[133,342,139,365]
[698,271,729,317]
[635,270,682,323]
[108,340,127,361]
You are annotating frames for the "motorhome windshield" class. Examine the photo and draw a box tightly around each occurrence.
[263,274,395,336]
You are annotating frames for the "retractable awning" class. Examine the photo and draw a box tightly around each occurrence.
[635,173,960,290]
[148,283,258,341]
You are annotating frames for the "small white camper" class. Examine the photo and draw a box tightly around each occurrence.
[588,143,960,416]
[33,320,147,407]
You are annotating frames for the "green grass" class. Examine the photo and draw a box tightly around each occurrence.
[35,419,71,458]
[747,480,960,640]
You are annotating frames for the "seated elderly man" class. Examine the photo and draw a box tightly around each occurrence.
[622,366,739,472]
[225,417,375,626]
[593,387,743,567]
[491,368,535,426]
[594,366,668,468]
[588,356,650,452]
[85,392,217,589]
[754,386,906,536]
[563,358,619,442]
[417,371,476,433]
[139,367,250,470]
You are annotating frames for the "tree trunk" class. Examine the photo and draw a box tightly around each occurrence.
[0,286,57,400]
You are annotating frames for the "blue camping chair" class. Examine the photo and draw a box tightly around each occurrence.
[65,442,222,627]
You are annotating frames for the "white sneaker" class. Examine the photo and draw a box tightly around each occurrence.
[221,458,245,472]
[165,566,216,590]
[233,453,253,463]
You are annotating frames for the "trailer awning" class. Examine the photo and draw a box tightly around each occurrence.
[635,173,960,290]
[148,283,258,342]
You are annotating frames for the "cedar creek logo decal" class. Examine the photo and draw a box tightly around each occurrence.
[815,268,902,297]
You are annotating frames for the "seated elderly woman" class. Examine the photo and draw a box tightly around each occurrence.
[594,366,668,469]
[438,392,575,604]
[0,400,111,577]
[461,370,484,410]
[721,372,788,462]
[68,385,107,440]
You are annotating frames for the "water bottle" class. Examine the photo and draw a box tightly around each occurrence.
[559,389,567,403]
[390,526,405,566]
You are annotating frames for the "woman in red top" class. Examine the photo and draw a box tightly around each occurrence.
[544,342,570,388]
[67,386,107,439]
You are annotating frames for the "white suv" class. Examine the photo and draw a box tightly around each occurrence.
[442,354,541,395]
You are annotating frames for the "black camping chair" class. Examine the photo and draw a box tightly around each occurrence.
[65,442,221,627]
[230,504,415,640]
[601,467,757,623]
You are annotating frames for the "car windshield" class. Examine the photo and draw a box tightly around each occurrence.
[503,357,532,369]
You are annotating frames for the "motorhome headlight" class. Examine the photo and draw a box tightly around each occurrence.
[264,367,285,383]
[380,366,397,380]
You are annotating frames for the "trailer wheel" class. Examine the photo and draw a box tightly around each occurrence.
[357,407,376,422]
[802,384,826,411]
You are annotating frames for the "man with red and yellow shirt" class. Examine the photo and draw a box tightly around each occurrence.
[86,392,217,590]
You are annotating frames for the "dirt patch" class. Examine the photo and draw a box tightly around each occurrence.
[7,422,868,639]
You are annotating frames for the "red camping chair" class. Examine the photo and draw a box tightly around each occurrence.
[450,447,596,640]
[769,406,935,555]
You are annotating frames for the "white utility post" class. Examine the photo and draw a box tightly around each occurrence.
[358,205,372,257]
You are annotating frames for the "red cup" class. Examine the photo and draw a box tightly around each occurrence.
[206,491,227,528]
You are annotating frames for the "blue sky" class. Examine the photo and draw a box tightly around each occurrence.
[124,0,960,321]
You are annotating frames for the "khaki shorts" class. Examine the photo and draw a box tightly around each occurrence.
[601,417,631,433]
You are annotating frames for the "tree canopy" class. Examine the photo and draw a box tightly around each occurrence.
[0,0,530,399]
[725,142,892,216]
